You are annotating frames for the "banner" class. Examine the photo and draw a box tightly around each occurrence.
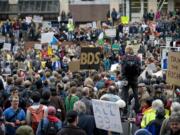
[121,16,129,25]
[166,52,180,86]
[80,47,100,70]
[3,43,11,51]
[105,29,116,38]
[92,99,123,133]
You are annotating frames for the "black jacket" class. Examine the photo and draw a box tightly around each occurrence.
[57,125,86,135]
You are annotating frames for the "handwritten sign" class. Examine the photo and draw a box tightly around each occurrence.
[166,37,172,47]
[92,99,123,133]
[34,44,42,50]
[105,29,116,38]
[121,16,129,25]
[166,52,180,86]
[3,43,11,51]
[41,32,54,44]
[33,15,43,23]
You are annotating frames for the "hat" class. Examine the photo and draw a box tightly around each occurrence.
[66,111,78,123]
[48,106,56,115]
[134,129,152,135]
[16,125,34,135]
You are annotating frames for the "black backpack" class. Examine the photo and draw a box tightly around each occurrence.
[41,120,59,135]
[123,55,140,78]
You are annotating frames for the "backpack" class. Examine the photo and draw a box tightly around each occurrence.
[41,119,59,135]
[28,105,44,133]
[123,55,140,78]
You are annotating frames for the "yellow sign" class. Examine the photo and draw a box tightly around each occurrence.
[121,16,129,25]
[166,52,180,86]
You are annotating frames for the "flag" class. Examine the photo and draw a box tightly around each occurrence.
[50,36,59,45]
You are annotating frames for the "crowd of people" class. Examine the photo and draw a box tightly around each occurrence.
[0,9,180,135]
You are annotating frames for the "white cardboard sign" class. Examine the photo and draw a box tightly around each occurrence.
[34,44,42,50]
[3,43,11,51]
[92,99,123,133]
[41,32,54,44]
[105,29,116,38]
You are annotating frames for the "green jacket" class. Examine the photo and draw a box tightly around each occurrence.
[65,95,79,112]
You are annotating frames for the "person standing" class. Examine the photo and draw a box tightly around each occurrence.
[3,96,26,135]
[121,46,141,115]
[57,111,86,135]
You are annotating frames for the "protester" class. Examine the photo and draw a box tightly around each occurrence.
[3,96,26,135]
[73,101,96,135]
[36,106,62,135]
[57,110,86,135]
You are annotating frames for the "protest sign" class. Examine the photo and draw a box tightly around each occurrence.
[166,37,172,47]
[166,52,180,86]
[26,16,32,24]
[126,44,140,54]
[51,44,58,50]
[33,15,43,23]
[0,37,5,43]
[41,32,54,44]
[42,21,52,30]
[3,43,11,51]
[80,47,100,70]
[105,29,116,38]
[34,44,42,50]
[92,99,123,133]
[69,60,80,72]
[121,16,129,25]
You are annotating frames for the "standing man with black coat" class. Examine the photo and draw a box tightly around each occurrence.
[121,46,141,115]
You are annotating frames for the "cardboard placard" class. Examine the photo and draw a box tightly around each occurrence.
[121,16,129,25]
[105,29,116,38]
[0,37,5,43]
[166,37,172,47]
[92,99,123,133]
[51,45,58,50]
[26,16,32,24]
[80,47,101,70]
[33,15,43,23]
[34,44,42,50]
[166,52,180,86]
[41,32,54,44]
[3,43,11,51]
[69,60,80,72]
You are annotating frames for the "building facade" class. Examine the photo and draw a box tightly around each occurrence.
[0,0,179,21]
[0,0,60,20]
